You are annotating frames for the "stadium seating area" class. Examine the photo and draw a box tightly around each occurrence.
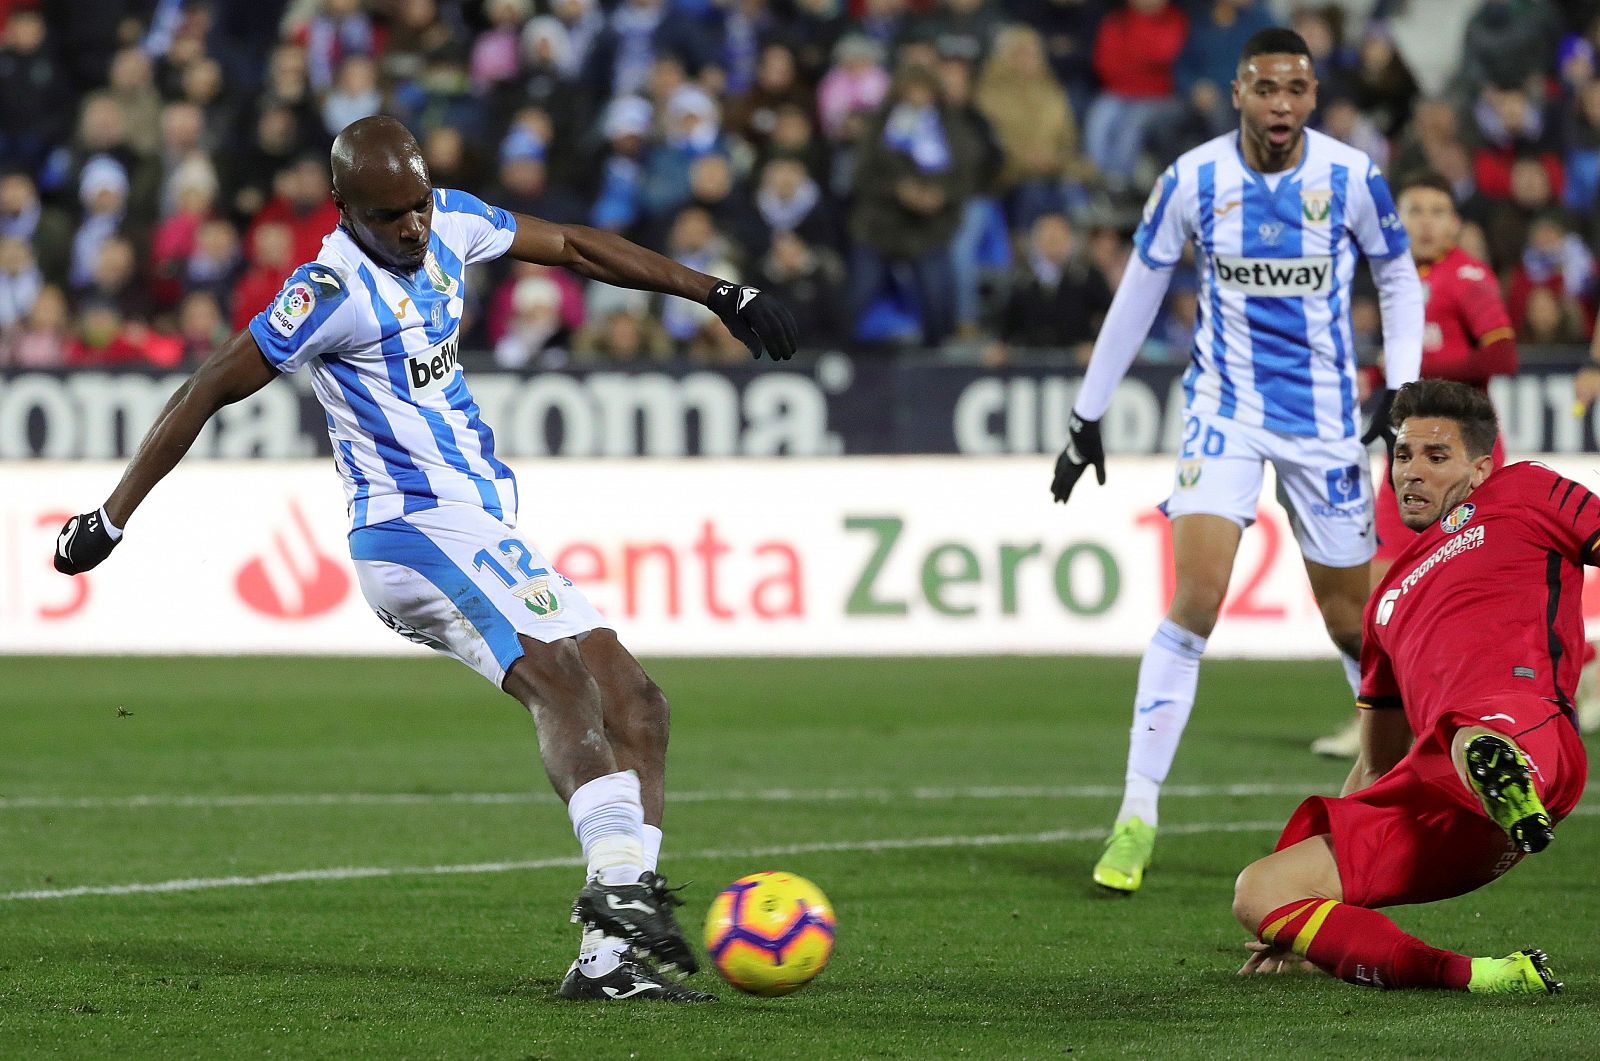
[0,0,1596,367]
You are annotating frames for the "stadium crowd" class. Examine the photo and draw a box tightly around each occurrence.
[0,0,1597,368]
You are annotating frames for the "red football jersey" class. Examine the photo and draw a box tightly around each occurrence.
[1360,462,1600,734]
[1418,246,1516,386]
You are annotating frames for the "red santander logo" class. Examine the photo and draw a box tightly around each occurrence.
[235,501,349,619]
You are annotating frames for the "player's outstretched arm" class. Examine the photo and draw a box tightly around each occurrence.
[54,330,278,575]
[504,213,798,361]
[1051,255,1173,504]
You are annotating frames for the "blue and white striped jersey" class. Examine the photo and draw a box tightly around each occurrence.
[1134,129,1407,440]
[248,188,518,530]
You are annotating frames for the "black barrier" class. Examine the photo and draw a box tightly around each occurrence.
[3,352,1597,458]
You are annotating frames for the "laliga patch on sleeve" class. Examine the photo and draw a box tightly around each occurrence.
[269,281,317,338]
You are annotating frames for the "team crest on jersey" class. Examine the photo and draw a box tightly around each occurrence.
[422,251,458,296]
[1300,188,1333,224]
[515,577,562,618]
[269,281,316,337]
[1141,178,1165,224]
[1441,502,1476,533]
[1177,459,1203,488]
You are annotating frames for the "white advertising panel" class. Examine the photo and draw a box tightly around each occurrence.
[7,457,1599,657]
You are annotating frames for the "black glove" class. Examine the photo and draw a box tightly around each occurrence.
[1360,387,1398,456]
[1051,413,1105,504]
[707,281,799,361]
[54,509,120,575]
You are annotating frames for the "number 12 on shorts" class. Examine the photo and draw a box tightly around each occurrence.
[473,538,550,589]
[1181,418,1225,459]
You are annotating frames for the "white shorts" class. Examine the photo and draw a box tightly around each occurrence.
[1160,411,1375,569]
[349,503,607,688]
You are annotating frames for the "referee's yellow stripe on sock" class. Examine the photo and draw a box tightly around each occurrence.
[1292,900,1340,957]
[1261,899,1320,945]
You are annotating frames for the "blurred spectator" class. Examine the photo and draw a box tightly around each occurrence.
[496,16,595,152]
[572,296,674,362]
[486,261,586,346]
[106,47,162,158]
[1508,211,1596,335]
[605,0,666,98]
[293,0,381,95]
[1471,85,1563,203]
[687,313,751,363]
[755,230,847,346]
[1349,25,1418,140]
[1085,0,1187,193]
[995,211,1109,357]
[159,103,208,179]
[494,273,571,369]
[660,206,735,341]
[817,35,890,141]
[180,57,236,148]
[1291,6,1353,97]
[259,44,321,135]
[677,153,770,264]
[718,0,780,98]
[755,155,840,254]
[1085,221,1129,288]
[65,300,182,368]
[185,219,245,311]
[84,236,153,322]
[858,0,909,50]
[220,105,309,221]
[69,157,130,291]
[493,113,587,224]
[1564,78,1600,220]
[999,0,1105,121]
[1482,156,1559,269]
[232,222,296,331]
[151,156,221,309]
[1520,286,1581,343]
[938,51,1007,336]
[726,43,815,152]
[781,0,848,84]
[383,0,464,86]
[848,65,981,347]
[471,0,533,91]
[550,0,608,94]
[66,95,157,229]
[1455,0,1561,97]
[423,126,485,192]
[976,24,1094,225]
[762,103,831,183]
[246,156,340,267]
[176,290,229,363]
[1173,0,1276,137]
[590,96,653,232]
[0,10,72,177]
[0,282,69,367]
[1320,96,1388,167]
[642,87,729,222]
[908,0,1003,67]
[0,236,42,333]
[322,56,383,138]
[0,172,71,285]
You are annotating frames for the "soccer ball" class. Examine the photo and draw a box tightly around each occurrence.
[703,871,836,996]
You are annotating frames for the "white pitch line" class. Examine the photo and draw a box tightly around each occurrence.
[0,820,1284,902]
[0,782,1317,812]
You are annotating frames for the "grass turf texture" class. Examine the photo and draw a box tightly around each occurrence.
[1,656,1593,1059]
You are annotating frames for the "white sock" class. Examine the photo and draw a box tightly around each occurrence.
[642,824,663,873]
[1115,619,1206,827]
[567,770,644,885]
[1339,652,1360,699]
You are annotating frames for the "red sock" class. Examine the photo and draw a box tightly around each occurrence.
[1258,898,1471,990]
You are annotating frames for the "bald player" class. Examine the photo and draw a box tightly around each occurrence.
[52,116,799,1003]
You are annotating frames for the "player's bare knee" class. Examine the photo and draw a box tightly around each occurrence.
[1168,585,1225,638]
[609,678,670,755]
[1231,859,1275,931]
[1326,624,1362,662]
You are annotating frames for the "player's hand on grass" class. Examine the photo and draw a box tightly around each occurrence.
[707,281,799,361]
[53,508,120,575]
[1237,940,1321,976]
[1050,413,1105,504]
[1360,387,1398,456]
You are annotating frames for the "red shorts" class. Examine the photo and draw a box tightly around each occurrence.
[1374,435,1505,562]
[1276,694,1587,908]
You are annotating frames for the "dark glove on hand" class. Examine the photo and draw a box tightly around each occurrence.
[707,281,799,361]
[1051,413,1106,504]
[1360,387,1398,455]
[53,509,119,575]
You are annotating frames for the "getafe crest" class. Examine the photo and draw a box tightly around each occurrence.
[422,251,459,297]
[1441,503,1476,533]
[1300,188,1332,224]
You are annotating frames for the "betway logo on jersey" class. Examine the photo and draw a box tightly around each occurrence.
[1213,256,1332,296]
[407,335,462,398]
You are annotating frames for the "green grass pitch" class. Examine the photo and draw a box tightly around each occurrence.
[2,656,1594,1059]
